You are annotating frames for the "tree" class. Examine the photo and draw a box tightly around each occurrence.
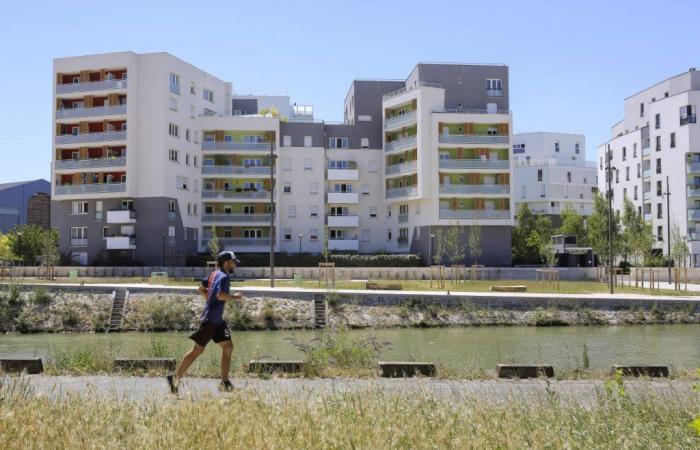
[528,215,553,265]
[208,226,220,263]
[512,204,538,264]
[587,193,621,265]
[0,233,15,264]
[558,205,586,246]
[6,225,47,265]
[322,225,330,263]
[39,230,59,278]
[670,222,690,268]
[432,229,446,265]
[619,197,639,264]
[443,224,465,266]
[467,225,482,266]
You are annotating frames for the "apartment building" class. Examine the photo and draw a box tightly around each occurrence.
[52,52,514,265]
[597,68,700,265]
[512,132,597,222]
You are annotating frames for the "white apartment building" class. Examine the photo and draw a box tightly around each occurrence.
[512,132,597,220]
[597,68,700,265]
[51,52,515,266]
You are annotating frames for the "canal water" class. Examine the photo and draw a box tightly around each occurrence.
[1,324,698,371]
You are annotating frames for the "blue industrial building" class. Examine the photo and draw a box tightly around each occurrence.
[0,179,51,233]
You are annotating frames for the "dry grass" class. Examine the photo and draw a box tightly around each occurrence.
[0,377,698,449]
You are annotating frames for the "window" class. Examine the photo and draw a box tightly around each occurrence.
[281,158,292,171]
[398,228,409,242]
[361,138,369,149]
[71,201,88,215]
[95,201,103,220]
[333,183,353,193]
[243,229,262,239]
[622,147,626,160]
[193,204,198,216]
[309,229,319,241]
[283,182,291,193]
[303,159,312,171]
[187,203,192,215]
[486,78,503,96]
[283,229,292,241]
[168,200,176,213]
[169,97,178,111]
[670,132,676,148]
[190,82,195,95]
[102,226,109,238]
[633,143,637,157]
[634,185,638,200]
[304,136,313,147]
[169,73,180,95]
[637,163,641,178]
[387,206,392,218]
[168,149,179,162]
[555,142,560,153]
[655,113,661,129]
[287,206,297,218]
[202,88,214,102]
[361,229,370,242]
[386,229,392,241]
[176,176,188,190]
[329,206,348,216]
[185,154,190,166]
[185,129,191,142]
[657,203,663,219]
[623,187,627,198]
[655,135,661,151]
[680,105,697,125]
[656,158,661,174]
[369,206,377,218]
[168,123,179,137]
[537,169,543,182]
[625,166,629,181]
[309,182,318,194]
[282,135,292,147]
[640,102,644,117]
[369,161,378,173]
[656,180,662,196]
[193,156,198,167]
[575,143,580,154]
[70,227,87,239]
[657,226,663,242]
[361,183,370,195]
[328,137,348,148]
[309,205,319,218]
[190,105,195,119]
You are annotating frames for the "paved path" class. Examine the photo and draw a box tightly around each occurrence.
[9,375,695,406]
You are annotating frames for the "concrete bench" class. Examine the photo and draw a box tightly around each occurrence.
[0,358,43,374]
[490,285,527,292]
[612,365,669,377]
[497,364,554,379]
[113,358,176,372]
[378,361,436,378]
[247,360,306,374]
[366,282,402,291]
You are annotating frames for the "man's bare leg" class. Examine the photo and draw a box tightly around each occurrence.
[219,341,233,382]
[175,344,205,380]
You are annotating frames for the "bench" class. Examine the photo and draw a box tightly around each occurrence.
[611,365,669,377]
[113,358,176,372]
[247,360,306,374]
[489,285,527,292]
[497,364,554,379]
[0,358,44,374]
[378,361,436,378]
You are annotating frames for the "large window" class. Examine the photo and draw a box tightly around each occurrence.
[328,137,348,148]
[71,201,88,215]
[680,105,697,125]
[486,78,503,96]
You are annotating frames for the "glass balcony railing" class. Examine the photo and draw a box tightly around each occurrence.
[439,209,510,220]
[55,131,126,145]
[384,136,417,153]
[201,213,271,222]
[56,78,127,94]
[56,104,127,120]
[202,141,272,151]
[385,186,417,199]
[201,190,270,200]
[55,157,126,170]
[687,162,700,173]
[439,159,509,170]
[55,182,126,195]
[384,111,417,130]
[439,184,510,195]
[208,238,271,247]
[385,160,417,176]
[439,135,509,145]
[201,166,271,176]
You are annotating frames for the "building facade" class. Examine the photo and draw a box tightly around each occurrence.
[0,179,51,233]
[597,68,700,265]
[51,52,514,265]
[512,132,597,222]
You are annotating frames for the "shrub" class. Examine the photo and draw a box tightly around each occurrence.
[137,296,192,331]
[529,308,570,327]
[15,305,47,332]
[31,286,52,306]
[224,302,254,330]
[260,300,277,329]
[187,252,423,267]
[57,303,82,330]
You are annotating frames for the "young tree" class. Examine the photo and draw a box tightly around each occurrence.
[443,224,466,266]
[619,197,639,264]
[587,193,621,266]
[558,204,587,246]
[432,229,446,265]
[39,230,60,278]
[512,204,537,264]
[467,225,482,266]
[528,215,553,265]
[7,225,47,266]
[670,222,689,268]
[322,225,330,263]
[0,233,15,264]
[208,226,220,263]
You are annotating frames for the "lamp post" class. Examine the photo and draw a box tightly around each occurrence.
[662,175,671,282]
[161,234,165,267]
[298,233,303,254]
[605,147,617,294]
[16,231,22,267]
[429,232,435,266]
[269,134,277,288]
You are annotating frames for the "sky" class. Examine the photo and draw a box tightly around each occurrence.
[0,0,698,183]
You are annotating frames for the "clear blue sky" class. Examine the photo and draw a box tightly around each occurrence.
[0,0,698,183]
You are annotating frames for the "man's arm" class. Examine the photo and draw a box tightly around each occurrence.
[198,285,208,299]
[216,291,243,303]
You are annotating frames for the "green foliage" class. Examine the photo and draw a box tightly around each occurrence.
[582,343,590,370]
[558,205,587,246]
[260,300,277,329]
[587,193,622,265]
[202,252,423,268]
[134,295,192,331]
[432,229,446,265]
[670,222,690,267]
[31,286,52,306]
[443,224,466,266]
[0,233,15,263]
[468,225,482,265]
[529,307,569,326]
[208,226,220,264]
[224,302,254,330]
[5,225,54,266]
[512,204,553,265]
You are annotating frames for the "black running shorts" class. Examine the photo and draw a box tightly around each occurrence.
[189,321,231,347]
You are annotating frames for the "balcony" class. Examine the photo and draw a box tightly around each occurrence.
[55,182,126,195]
[687,162,700,173]
[688,209,700,221]
[327,169,359,181]
[386,186,417,199]
[201,190,271,201]
[329,239,359,252]
[105,236,136,250]
[680,114,696,126]
[642,146,651,157]
[439,184,510,195]
[55,157,126,171]
[384,111,417,130]
[385,161,417,176]
[201,213,271,223]
[169,82,180,95]
[214,238,271,251]
[642,169,651,178]
[327,192,359,204]
[688,186,700,198]
[56,104,126,120]
[398,214,408,223]
[439,159,509,170]
[439,209,510,220]
[70,238,88,247]
[439,135,508,145]
[106,210,136,224]
[55,131,126,145]
[328,215,359,227]
[56,78,127,95]
[201,165,271,176]
[486,89,503,97]
[688,232,700,241]
[644,213,653,222]
[643,191,651,202]
[201,141,272,152]
[384,136,417,153]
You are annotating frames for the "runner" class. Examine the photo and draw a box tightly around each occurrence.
[167,251,243,394]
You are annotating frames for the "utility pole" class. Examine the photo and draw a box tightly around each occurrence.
[605,146,615,294]
[663,176,671,282]
[269,134,276,288]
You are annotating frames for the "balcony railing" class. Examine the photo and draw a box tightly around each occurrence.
[327,168,359,181]
[643,213,653,221]
[439,184,510,195]
[55,182,126,195]
[383,81,443,101]
[56,78,127,94]
[680,115,697,126]
[385,186,417,199]
[70,238,88,247]
[201,166,271,176]
[327,215,359,227]
[439,135,508,145]
[55,131,126,145]
[202,213,271,222]
[643,191,651,201]
[384,135,417,153]
[55,157,126,170]
[687,162,700,173]
[328,238,360,251]
[642,169,651,178]
[202,141,272,151]
[642,146,651,157]
[210,238,271,247]
[105,236,136,250]
[384,111,417,130]
[201,190,270,200]
[106,209,136,224]
[398,214,408,223]
[439,209,510,220]
[438,107,510,115]
[486,89,503,97]
[690,209,700,221]
[169,83,180,95]
[385,160,417,176]
[327,192,359,204]
[439,159,509,170]
[688,186,700,198]
[56,104,127,120]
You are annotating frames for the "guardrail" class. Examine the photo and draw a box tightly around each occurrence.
[384,111,417,129]
[55,157,126,170]
[56,183,126,195]
[202,141,272,151]
[201,190,270,200]
[56,104,127,120]
[201,214,271,222]
[201,166,271,175]
[386,186,417,199]
[385,160,418,176]
[439,135,508,145]
[56,78,127,94]
[385,136,417,153]
[439,159,509,170]
[439,184,510,195]
[383,82,443,101]
[55,131,126,145]
[439,209,510,220]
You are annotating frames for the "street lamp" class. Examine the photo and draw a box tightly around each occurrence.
[605,146,618,294]
[16,231,22,267]
[662,176,671,282]
[161,234,166,267]
[298,233,303,254]
[429,232,436,266]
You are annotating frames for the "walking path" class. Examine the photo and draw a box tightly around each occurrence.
[10,375,695,406]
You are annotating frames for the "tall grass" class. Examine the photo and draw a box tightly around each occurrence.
[0,377,697,449]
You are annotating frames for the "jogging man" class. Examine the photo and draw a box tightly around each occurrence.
[167,250,243,394]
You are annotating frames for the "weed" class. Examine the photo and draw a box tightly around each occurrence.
[31,286,52,306]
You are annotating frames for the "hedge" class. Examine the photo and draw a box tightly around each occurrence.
[186,253,422,268]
